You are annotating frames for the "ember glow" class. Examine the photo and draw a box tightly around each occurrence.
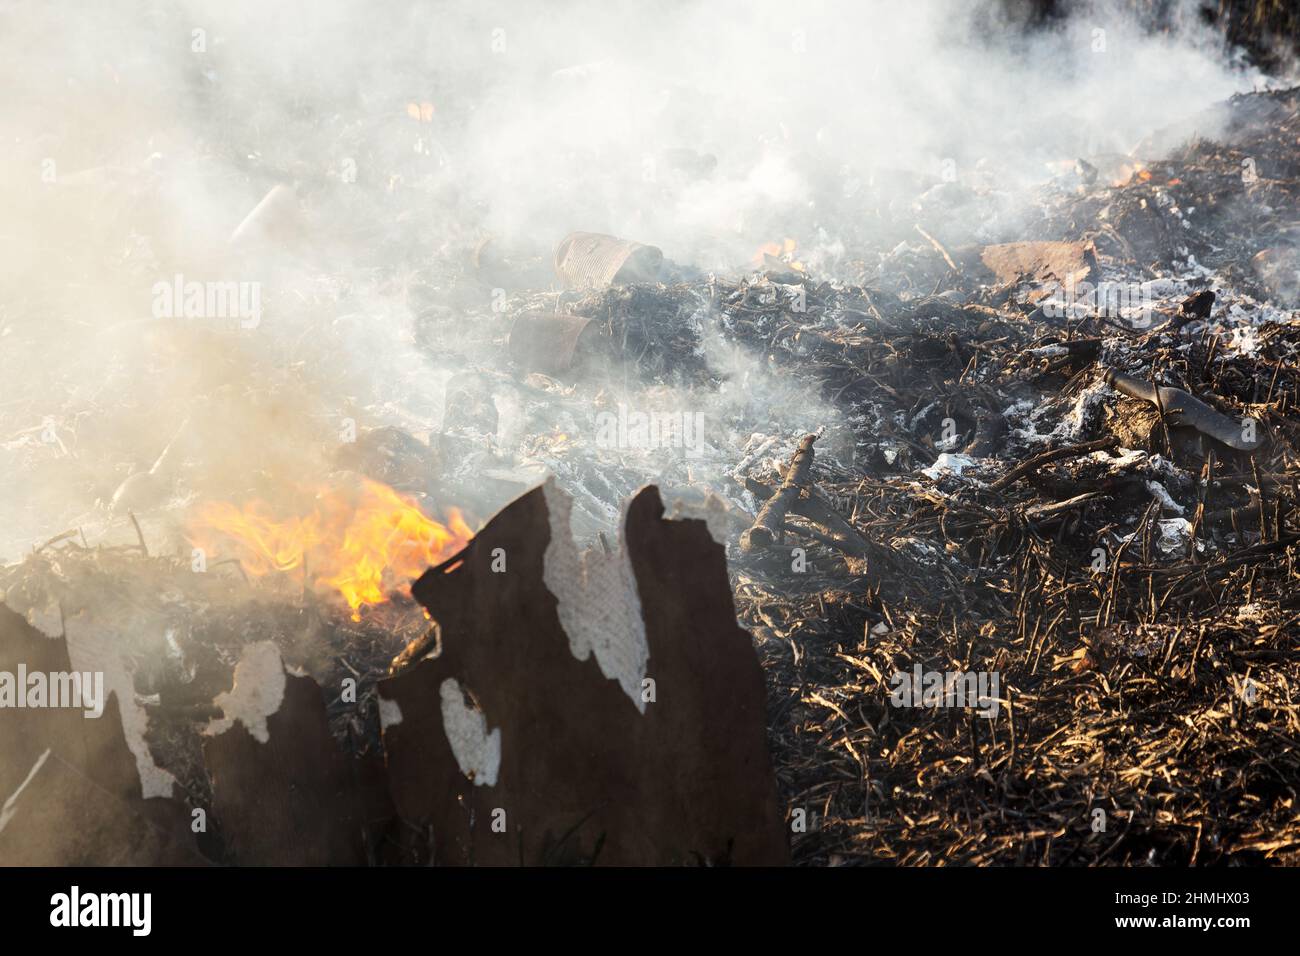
[189,479,473,619]
[5,0,1300,879]
[752,237,803,269]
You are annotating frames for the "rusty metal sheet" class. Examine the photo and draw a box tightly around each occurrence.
[0,748,199,865]
[0,605,150,805]
[379,481,789,866]
[201,642,370,865]
[0,605,200,865]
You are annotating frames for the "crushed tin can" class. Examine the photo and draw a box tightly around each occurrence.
[507,311,602,375]
[553,231,663,289]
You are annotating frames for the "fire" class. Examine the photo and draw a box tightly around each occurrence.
[1112,162,1152,188]
[752,237,804,271]
[406,101,435,122]
[189,478,473,620]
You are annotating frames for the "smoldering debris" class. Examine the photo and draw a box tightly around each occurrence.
[0,483,788,865]
[413,83,1300,866]
[3,2,1300,869]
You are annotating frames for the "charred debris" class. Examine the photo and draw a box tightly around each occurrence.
[378,86,1300,865]
[4,86,1300,866]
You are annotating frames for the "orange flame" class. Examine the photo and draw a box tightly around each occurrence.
[752,237,798,264]
[189,479,472,620]
[1111,162,1151,188]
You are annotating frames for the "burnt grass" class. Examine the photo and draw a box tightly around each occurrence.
[723,90,1300,866]
[6,69,1300,866]
[378,86,1300,865]
[740,466,1300,866]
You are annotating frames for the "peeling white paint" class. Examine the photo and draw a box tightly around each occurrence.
[439,678,500,786]
[541,478,649,712]
[203,641,286,745]
[665,491,731,546]
[377,695,402,730]
[28,603,176,800]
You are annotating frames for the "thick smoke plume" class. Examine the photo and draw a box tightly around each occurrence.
[0,0,1267,557]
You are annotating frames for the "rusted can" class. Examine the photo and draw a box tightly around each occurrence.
[507,311,601,375]
[553,231,663,289]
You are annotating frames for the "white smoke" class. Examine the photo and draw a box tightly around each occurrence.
[0,0,1271,556]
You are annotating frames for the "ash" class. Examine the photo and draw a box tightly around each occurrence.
[3,2,1300,866]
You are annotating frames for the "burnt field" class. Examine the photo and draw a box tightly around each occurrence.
[1,1,1298,868]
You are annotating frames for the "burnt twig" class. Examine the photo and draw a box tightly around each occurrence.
[740,434,817,553]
